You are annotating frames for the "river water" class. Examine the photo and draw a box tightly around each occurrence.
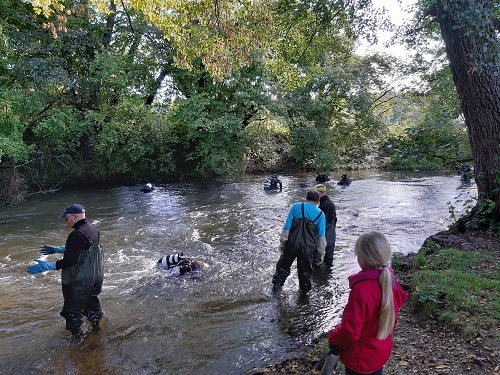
[0,170,476,375]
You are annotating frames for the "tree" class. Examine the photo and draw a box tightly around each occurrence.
[404,0,500,222]
[28,0,386,80]
[20,0,499,226]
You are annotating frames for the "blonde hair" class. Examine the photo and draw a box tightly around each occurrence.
[354,231,395,340]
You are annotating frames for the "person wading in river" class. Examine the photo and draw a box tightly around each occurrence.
[27,203,104,339]
[271,190,326,295]
[313,183,337,268]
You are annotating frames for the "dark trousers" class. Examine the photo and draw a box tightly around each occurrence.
[61,279,102,333]
[346,367,383,375]
[324,223,336,265]
[272,246,313,292]
[312,223,336,265]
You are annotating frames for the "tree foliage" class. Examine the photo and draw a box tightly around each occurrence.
[88,98,177,181]
[27,0,387,81]
[405,0,500,221]
[384,61,471,170]
[0,0,485,210]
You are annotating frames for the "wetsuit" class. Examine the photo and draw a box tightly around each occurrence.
[264,177,282,191]
[56,219,103,334]
[156,254,202,277]
[337,175,351,186]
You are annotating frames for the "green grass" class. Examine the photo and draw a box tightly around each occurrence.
[407,247,499,339]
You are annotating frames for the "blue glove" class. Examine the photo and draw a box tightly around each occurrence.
[27,259,57,274]
[40,245,65,255]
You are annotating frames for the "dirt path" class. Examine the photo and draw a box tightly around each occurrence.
[382,303,498,374]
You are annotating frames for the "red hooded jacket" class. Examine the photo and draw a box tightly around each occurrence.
[328,268,408,374]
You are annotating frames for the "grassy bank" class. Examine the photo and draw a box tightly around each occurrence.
[393,234,499,340]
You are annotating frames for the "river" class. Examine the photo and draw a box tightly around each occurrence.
[0,170,476,375]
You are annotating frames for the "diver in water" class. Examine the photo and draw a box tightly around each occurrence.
[140,183,155,193]
[457,164,473,182]
[337,174,352,186]
[264,174,283,191]
[156,253,203,277]
[316,172,330,182]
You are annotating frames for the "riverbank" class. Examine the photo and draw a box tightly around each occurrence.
[246,229,499,375]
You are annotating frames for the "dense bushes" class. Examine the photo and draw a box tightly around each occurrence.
[0,0,472,205]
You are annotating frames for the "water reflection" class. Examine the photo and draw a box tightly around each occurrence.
[0,171,476,374]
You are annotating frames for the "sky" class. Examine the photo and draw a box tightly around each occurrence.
[356,0,417,58]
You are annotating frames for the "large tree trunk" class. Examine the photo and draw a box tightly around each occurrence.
[434,0,500,221]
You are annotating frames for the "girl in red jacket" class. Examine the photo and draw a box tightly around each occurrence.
[328,231,408,375]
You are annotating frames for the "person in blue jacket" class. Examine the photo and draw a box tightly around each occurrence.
[272,190,326,295]
[27,204,104,339]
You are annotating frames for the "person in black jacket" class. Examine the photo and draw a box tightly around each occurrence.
[313,184,337,267]
[27,204,104,339]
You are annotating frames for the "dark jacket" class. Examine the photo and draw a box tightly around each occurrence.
[56,219,102,285]
[319,195,337,226]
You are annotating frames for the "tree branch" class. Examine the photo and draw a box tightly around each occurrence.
[120,0,135,33]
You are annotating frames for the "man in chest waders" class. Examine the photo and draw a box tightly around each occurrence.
[27,204,104,339]
[272,190,326,295]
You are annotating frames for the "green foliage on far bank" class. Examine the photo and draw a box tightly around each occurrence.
[396,243,499,339]
[0,0,473,205]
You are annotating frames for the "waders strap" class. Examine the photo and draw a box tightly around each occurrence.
[302,202,322,223]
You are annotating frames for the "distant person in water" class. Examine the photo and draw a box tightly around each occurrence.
[140,183,154,193]
[457,164,472,182]
[337,174,352,186]
[316,172,330,182]
[264,174,282,191]
[156,253,203,277]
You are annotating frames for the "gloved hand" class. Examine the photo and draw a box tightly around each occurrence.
[39,245,65,255]
[328,344,341,356]
[278,240,286,255]
[313,252,323,267]
[27,259,57,274]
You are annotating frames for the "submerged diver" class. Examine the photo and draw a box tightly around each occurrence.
[156,253,203,277]
[140,183,155,193]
